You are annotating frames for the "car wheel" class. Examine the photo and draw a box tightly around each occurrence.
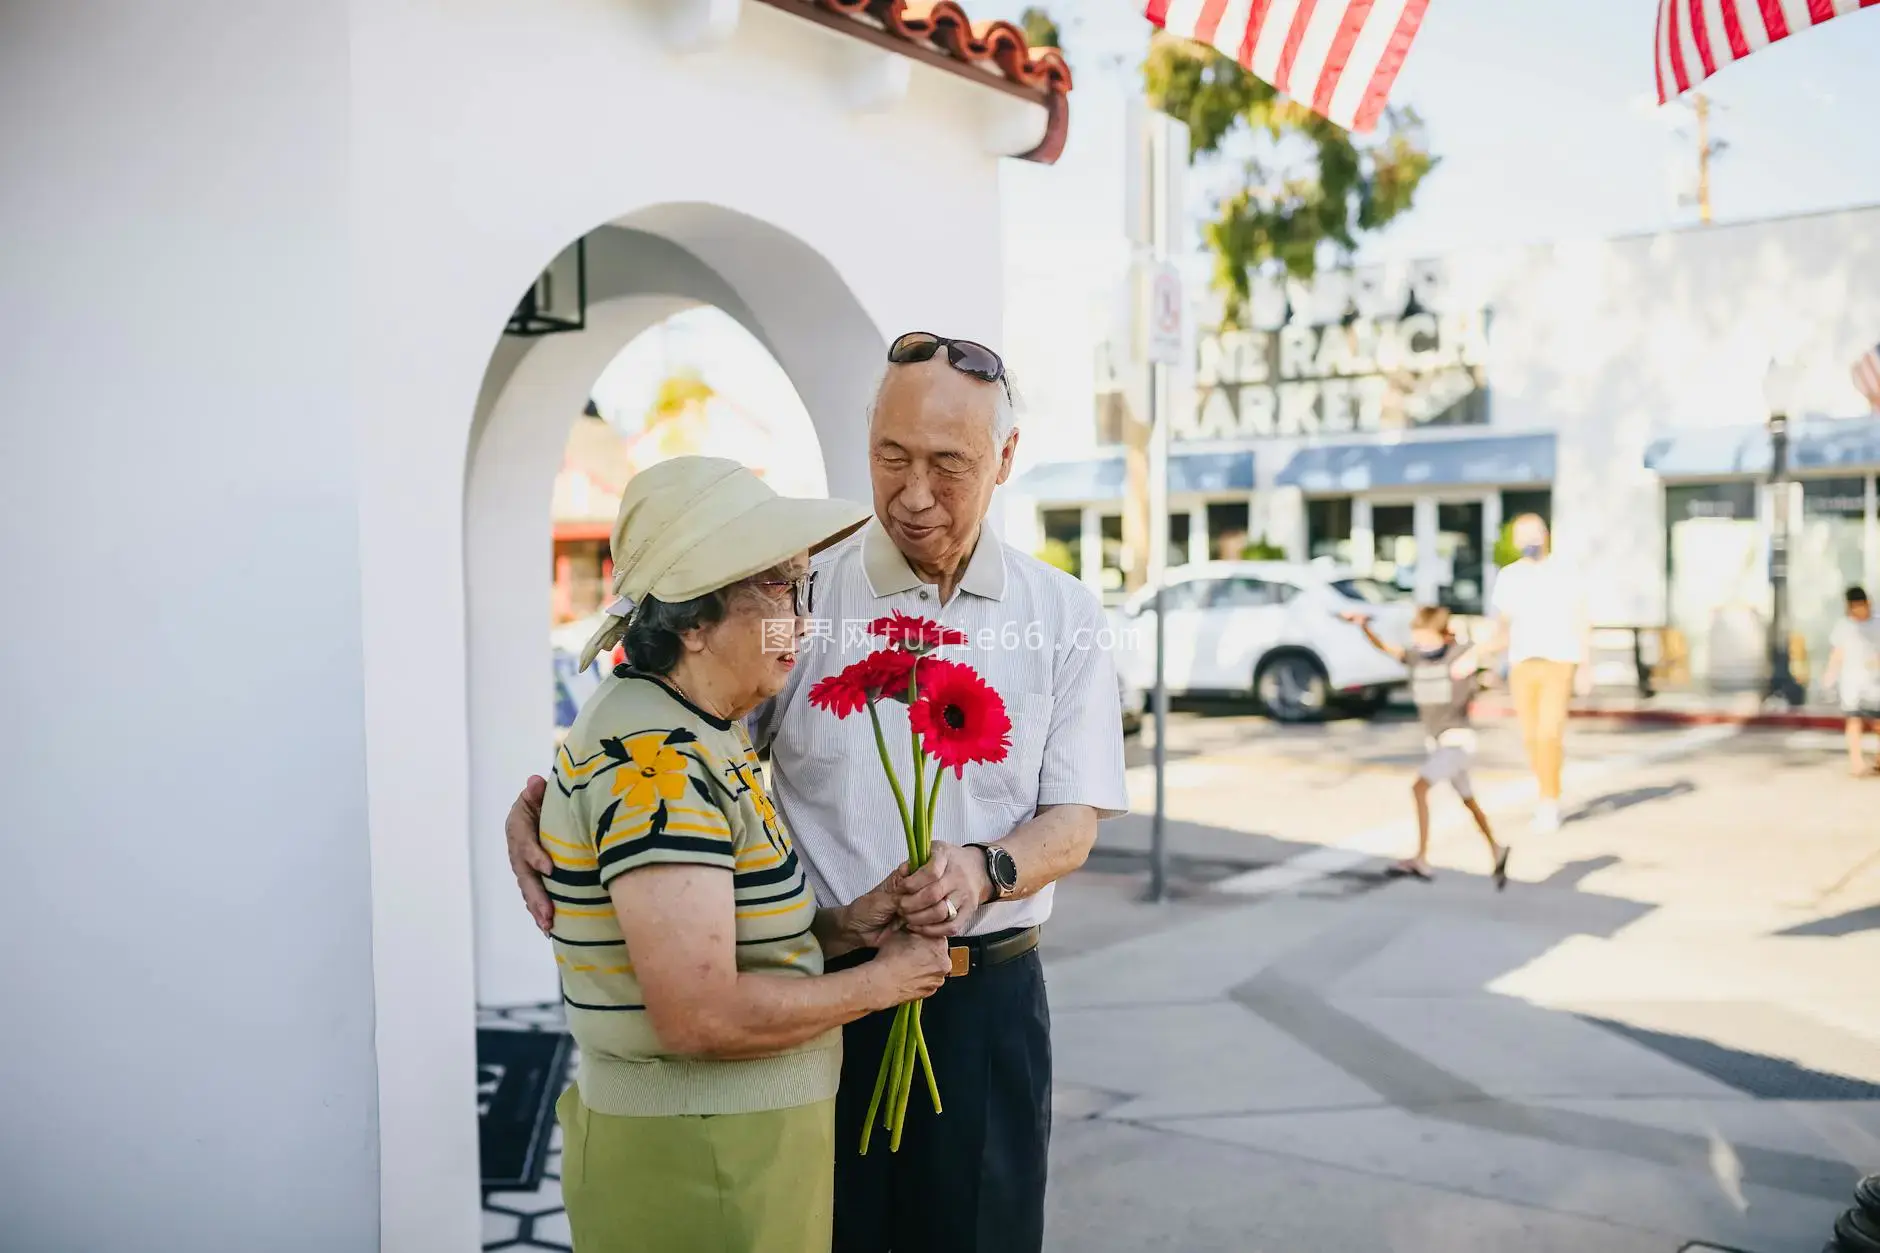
[1255,652,1329,723]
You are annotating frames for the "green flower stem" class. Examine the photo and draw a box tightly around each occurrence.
[865,698,914,848]
[889,1008,919,1151]
[857,1008,903,1156]
[924,771,942,859]
[907,664,927,870]
[910,731,928,870]
[914,1005,941,1114]
[884,1003,911,1131]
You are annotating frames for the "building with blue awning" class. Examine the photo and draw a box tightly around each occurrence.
[999,205,1880,688]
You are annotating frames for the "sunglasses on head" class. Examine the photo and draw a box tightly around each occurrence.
[887,331,1011,402]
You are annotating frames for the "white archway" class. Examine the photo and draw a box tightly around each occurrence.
[464,209,886,1007]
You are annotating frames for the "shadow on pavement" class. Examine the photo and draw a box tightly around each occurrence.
[1564,780,1697,824]
[1581,1017,1880,1102]
[1541,855,1624,888]
[1776,903,1880,938]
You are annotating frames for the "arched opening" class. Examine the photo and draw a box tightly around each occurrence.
[458,207,881,1229]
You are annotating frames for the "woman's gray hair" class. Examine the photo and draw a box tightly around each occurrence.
[621,590,730,676]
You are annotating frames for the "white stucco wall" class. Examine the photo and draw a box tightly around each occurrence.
[0,3,379,1250]
[4,0,1025,1248]
[358,4,1012,1246]
[1466,206,1880,622]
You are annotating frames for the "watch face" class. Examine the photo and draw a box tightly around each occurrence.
[988,846,1019,893]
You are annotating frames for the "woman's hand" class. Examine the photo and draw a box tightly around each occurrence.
[844,866,907,948]
[816,866,907,958]
[867,927,951,1008]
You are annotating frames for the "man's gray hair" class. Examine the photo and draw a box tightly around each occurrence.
[869,360,1022,445]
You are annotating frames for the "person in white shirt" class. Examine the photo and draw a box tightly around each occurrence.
[506,332,1129,1253]
[1819,585,1880,776]
[1487,514,1591,833]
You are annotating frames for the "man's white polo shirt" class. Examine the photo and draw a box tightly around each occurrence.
[759,521,1129,936]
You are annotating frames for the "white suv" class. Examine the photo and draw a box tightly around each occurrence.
[1112,562,1415,723]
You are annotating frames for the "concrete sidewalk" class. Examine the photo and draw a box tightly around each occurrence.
[1043,721,1880,1252]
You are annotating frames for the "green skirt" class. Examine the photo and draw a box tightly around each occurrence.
[556,1085,834,1253]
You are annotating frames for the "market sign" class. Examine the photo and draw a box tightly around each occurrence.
[1178,266,1490,441]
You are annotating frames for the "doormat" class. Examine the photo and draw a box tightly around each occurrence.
[477,1028,574,1192]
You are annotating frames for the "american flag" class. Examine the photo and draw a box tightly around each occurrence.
[1656,0,1880,103]
[1855,342,1880,413]
[1144,0,1431,133]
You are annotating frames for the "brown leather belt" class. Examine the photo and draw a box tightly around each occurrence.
[946,926,1040,978]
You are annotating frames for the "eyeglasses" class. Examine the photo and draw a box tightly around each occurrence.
[748,575,813,617]
[887,331,1011,403]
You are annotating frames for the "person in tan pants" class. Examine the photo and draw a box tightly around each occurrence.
[1488,515,1591,832]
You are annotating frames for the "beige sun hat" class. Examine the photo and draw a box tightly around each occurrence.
[577,456,871,670]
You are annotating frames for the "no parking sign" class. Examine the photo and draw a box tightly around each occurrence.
[1147,262,1184,366]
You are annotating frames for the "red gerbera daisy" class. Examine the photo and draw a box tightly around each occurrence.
[807,649,924,718]
[807,666,870,718]
[869,611,967,654]
[856,647,920,703]
[907,659,1012,777]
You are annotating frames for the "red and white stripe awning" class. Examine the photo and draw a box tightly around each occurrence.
[1656,0,1880,103]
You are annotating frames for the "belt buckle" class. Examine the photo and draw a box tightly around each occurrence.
[947,945,972,978]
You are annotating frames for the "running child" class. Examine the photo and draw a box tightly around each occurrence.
[1340,605,1509,888]
[1820,585,1880,776]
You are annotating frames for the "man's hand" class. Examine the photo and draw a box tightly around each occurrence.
[507,776,554,934]
[897,841,992,938]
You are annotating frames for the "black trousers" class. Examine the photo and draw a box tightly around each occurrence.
[830,948,1052,1253]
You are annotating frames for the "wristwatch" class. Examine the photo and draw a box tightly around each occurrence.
[967,842,1019,901]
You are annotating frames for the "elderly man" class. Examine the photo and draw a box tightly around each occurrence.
[507,331,1129,1253]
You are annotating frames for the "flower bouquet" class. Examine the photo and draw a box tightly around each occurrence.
[807,610,1011,1154]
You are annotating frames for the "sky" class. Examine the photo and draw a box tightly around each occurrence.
[991,0,1880,259]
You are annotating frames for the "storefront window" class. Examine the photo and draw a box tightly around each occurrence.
[1437,501,1486,615]
[1371,504,1417,594]
[1794,477,1870,683]
[1307,497,1354,564]
[1169,513,1192,569]
[1100,513,1125,593]
[1039,508,1083,579]
[1206,501,1251,560]
[1664,481,1764,690]
[1499,490,1552,530]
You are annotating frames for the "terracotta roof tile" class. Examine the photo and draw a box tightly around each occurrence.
[758,0,1073,163]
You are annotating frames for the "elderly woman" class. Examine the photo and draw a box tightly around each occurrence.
[544,456,951,1253]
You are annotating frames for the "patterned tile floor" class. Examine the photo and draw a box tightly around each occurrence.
[479,1003,573,1253]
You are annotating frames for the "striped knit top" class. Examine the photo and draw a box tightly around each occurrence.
[544,670,839,1117]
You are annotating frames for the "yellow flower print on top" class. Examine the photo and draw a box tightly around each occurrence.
[747,775,789,853]
[611,734,691,811]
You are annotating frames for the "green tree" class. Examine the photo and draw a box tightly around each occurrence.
[1143,36,1436,327]
[1036,537,1079,577]
[1240,536,1288,561]
[1018,7,1061,49]
[1493,520,1522,569]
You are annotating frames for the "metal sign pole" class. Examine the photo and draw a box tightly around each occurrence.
[1149,361,1170,902]
[1127,100,1187,904]
[1147,115,1181,905]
